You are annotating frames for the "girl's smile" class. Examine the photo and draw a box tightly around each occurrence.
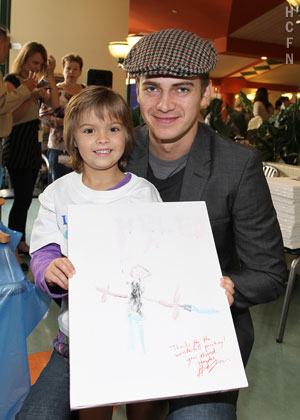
[74,109,126,189]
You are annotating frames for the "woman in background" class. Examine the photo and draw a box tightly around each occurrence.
[3,41,59,268]
[253,87,274,121]
[40,53,84,181]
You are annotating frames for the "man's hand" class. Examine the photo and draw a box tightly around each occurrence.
[220,276,234,306]
[45,257,76,290]
[20,71,38,91]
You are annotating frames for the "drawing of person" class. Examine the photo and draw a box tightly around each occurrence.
[127,264,151,353]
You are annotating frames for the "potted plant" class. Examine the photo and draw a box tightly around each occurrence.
[270,98,300,164]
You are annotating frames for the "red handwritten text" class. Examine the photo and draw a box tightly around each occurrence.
[169,336,227,376]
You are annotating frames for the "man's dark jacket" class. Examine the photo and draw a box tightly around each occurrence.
[126,123,287,368]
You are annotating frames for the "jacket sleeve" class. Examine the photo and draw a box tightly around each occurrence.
[0,74,30,115]
[223,150,287,309]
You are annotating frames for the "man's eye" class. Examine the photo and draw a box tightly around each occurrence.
[177,87,189,93]
[146,86,157,93]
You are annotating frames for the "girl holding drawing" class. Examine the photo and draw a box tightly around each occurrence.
[16,86,166,420]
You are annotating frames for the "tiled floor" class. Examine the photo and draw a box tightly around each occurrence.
[1,198,300,420]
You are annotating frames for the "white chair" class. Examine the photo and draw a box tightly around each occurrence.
[263,164,279,178]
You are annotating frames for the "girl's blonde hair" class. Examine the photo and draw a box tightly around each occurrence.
[64,86,135,173]
[12,41,47,75]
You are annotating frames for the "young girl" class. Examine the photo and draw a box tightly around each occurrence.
[16,86,166,420]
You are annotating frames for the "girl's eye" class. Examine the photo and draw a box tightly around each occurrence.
[110,127,120,132]
[83,128,94,134]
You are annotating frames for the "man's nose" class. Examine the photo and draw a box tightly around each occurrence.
[157,91,175,112]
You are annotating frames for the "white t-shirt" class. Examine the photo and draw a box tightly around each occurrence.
[30,171,162,335]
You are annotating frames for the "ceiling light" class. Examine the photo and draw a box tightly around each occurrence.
[108,42,130,64]
[261,56,267,60]
[247,93,255,101]
[126,34,143,50]
[286,0,300,14]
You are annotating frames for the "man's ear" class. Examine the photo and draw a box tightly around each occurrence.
[200,80,212,108]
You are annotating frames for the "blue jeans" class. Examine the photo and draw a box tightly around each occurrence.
[167,403,237,420]
[47,149,72,182]
[16,351,78,420]
[167,390,238,420]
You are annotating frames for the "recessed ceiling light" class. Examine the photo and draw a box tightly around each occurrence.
[172,9,178,14]
[261,56,268,60]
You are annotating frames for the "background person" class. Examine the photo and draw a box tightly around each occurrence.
[275,95,291,112]
[123,28,287,420]
[40,53,84,181]
[3,41,59,268]
[0,25,37,138]
[253,87,274,121]
[0,25,37,149]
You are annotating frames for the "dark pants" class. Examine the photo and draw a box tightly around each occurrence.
[16,351,78,420]
[8,168,39,242]
[47,149,72,182]
[16,350,237,420]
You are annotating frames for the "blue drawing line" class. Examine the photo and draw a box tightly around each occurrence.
[179,304,220,314]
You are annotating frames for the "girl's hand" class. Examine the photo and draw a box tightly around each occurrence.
[45,257,76,290]
[47,55,56,75]
[220,276,234,306]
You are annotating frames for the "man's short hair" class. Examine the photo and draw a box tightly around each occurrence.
[123,28,217,78]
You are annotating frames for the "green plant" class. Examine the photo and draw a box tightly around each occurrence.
[237,90,253,114]
[131,106,144,127]
[226,105,249,139]
[271,99,300,164]
[204,97,249,140]
[249,99,300,165]
[204,98,234,138]
[205,92,300,165]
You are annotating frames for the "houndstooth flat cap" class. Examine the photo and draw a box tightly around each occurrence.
[123,28,217,77]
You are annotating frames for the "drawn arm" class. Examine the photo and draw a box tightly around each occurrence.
[96,284,128,303]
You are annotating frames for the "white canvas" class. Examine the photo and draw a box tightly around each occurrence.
[68,202,248,410]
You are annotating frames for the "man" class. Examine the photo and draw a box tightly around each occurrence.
[0,24,37,140]
[124,28,287,420]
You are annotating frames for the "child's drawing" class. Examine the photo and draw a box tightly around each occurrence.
[96,265,221,354]
[68,202,248,409]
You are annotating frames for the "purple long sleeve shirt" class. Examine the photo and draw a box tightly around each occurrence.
[31,243,68,297]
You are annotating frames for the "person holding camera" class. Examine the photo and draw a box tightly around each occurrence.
[0,26,38,139]
[39,53,84,182]
[3,41,58,268]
